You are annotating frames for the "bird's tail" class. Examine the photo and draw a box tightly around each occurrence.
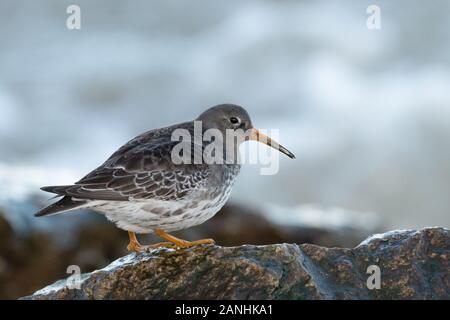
[34,196,87,217]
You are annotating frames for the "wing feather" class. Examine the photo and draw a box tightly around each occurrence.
[41,122,209,202]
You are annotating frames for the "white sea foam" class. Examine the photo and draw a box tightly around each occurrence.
[1,1,450,229]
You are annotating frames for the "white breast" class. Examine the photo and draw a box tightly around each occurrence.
[89,184,233,234]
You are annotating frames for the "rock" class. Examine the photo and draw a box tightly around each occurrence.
[0,209,128,300]
[23,227,449,300]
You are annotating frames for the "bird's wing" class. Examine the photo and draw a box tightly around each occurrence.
[41,128,209,202]
[70,167,200,202]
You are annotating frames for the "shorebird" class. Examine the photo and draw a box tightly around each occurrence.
[35,104,295,252]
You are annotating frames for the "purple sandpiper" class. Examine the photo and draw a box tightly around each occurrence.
[35,104,295,252]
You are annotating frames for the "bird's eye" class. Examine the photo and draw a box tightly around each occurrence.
[229,117,240,125]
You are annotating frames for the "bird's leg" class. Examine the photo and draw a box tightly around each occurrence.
[127,231,175,252]
[127,231,142,252]
[154,229,215,248]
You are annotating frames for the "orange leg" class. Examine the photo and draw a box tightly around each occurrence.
[154,229,215,248]
[127,231,175,252]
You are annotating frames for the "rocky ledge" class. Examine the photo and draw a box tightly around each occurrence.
[23,227,449,300]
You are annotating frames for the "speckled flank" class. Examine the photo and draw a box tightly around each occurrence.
[89,164,240,233]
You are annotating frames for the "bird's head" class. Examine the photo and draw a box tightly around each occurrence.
[196,104,295,159]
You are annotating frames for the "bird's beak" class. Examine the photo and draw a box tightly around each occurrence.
[247,128,295,159]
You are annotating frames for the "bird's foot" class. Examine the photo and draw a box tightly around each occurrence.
[127,230,215,252]
[154,229,215,248]
[127,231,177,252]
[127,241,176,252]
[173,238,215,248]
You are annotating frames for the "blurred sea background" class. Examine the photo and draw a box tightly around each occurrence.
[1,0,450,298]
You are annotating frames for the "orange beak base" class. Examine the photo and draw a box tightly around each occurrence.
[247,128,295,159]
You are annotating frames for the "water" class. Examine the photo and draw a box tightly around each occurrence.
[1,0,450,229]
